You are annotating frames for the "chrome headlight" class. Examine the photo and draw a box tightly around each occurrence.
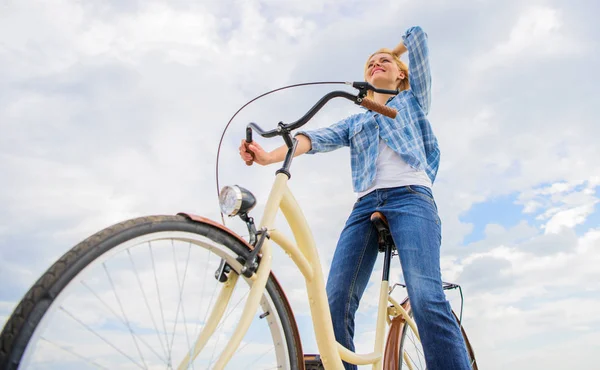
[219,185,256,216]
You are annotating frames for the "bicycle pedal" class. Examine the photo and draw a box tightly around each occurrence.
[304,354,324,370]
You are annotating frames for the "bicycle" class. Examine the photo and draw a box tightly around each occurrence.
[0,82,477,369]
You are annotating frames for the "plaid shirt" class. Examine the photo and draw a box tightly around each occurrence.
[296,26,439,193]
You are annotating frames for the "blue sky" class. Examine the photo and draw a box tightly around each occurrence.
[1,0,599,368]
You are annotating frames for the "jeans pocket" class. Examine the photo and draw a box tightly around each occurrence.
[407,186,440,225]
[406,185,435,204]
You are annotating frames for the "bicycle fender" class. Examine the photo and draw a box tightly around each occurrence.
[177,212,256,251]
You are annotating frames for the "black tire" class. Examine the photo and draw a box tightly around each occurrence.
[398,306,477,370]
[0,215,303,369]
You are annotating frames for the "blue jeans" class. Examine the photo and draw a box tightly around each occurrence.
[326,186,471,370]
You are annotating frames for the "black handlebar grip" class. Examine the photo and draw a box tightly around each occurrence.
[246,126,253,143]
[244,126,255,166]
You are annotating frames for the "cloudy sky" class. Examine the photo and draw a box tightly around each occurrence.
[1,0,599,368]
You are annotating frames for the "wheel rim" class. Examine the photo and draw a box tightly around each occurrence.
[19,230,292,369]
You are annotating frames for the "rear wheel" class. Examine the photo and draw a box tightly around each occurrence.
[397,302,477,370]
[0,215,303,369]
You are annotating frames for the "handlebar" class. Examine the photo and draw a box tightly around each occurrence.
[244,81,399,165]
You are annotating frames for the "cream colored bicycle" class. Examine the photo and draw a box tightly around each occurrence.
[0,82,477,370]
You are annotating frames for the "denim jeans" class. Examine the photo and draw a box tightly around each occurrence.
[326,185,471,370]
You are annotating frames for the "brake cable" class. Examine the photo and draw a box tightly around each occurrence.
[215,81,347,225]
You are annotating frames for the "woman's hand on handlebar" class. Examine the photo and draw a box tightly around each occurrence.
[239,139,271,166]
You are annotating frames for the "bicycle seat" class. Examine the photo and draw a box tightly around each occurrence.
[371,212,395,252]
[370,211,389,230]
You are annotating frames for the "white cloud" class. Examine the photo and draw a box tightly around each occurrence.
[473,5,587,71]
[456,227,600,369]
[513,179,599,234]
[543,203,596,233]
[275,17,317,39]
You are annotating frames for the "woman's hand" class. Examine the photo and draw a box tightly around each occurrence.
[239,139,271,166]
[392,41,407,57]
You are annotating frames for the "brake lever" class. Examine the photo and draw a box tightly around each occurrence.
[350,81,399,95]
[374,87,400,95]
[349,82,398,118]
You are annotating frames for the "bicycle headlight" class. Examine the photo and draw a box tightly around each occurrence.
[219,185,256,216]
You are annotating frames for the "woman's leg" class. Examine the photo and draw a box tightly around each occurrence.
[326,193,379,370]
[382,186,471,370]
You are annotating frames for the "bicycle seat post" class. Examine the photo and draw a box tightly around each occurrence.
[382,238,393,281]
[370,212,395,281]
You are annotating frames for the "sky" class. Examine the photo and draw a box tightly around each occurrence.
[1,0,599,369]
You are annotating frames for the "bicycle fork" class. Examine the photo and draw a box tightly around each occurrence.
[176,180,285,370]
[175,242,273,370]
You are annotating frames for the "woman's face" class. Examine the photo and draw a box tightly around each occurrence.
[366,53,405,87]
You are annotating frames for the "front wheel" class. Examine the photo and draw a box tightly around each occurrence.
[0,215,303,369]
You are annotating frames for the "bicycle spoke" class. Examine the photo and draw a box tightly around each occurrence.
[214,289,250,335]
[191,250,220,359]
[207,287,250,368]
[404,350,420,370]
[206,285,242,367]
[149,241,172,368]
[244,346,275,369]
[59,306,145,369]
[192,249,213,340]
[168,240,193,369]
[127,248,169,361]
[232,340,251,357]
[103,263,148,369]
[39,336,109,369]
[407,330,425,368]
[207,324,223,369]
[80,280,165,364]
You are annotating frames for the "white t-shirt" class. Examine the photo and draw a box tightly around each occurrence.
[356,139,432,199]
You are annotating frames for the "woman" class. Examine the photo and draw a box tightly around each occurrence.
[239,26,471,370]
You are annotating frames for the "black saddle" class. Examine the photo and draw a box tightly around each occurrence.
[370,211,396,253]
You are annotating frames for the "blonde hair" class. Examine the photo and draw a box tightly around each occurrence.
[364,48,409,99]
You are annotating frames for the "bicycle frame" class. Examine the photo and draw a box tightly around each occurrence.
[178,173,415,370]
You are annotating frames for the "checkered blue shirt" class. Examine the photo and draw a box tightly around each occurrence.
[296,26,439,193]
